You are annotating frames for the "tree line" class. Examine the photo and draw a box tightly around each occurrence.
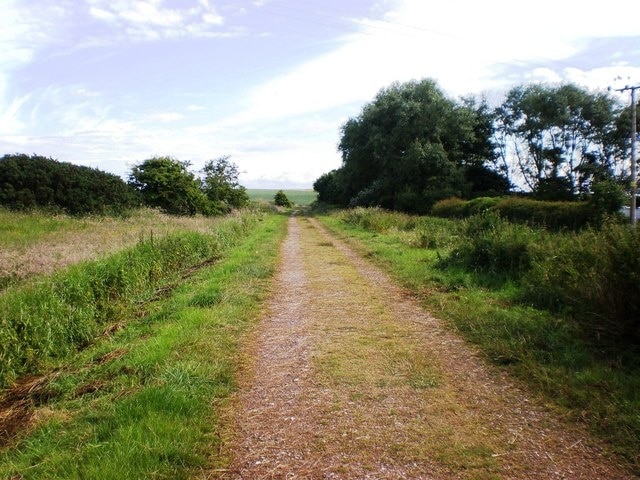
[0,154,248,216]
[314,79,636,214]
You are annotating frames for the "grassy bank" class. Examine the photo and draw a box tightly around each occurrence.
[0,211,288,479]
[317,207,640,472]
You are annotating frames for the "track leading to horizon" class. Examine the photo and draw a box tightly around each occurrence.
[211,215,633,479]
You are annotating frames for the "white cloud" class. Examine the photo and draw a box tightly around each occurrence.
[86,0,227,41]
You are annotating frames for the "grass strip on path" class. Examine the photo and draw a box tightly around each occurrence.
[0,212,288,480]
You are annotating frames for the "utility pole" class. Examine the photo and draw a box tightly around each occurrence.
[615,85,639,225]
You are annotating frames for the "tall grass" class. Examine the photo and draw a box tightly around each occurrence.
[0,210,262,387]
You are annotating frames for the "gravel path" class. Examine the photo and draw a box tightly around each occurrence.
[215,216,634,479]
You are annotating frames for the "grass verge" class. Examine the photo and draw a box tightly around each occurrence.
[0,212,288,479]
[316,210,640,473]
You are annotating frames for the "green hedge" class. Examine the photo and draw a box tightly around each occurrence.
[0,154,139,215]
[432,196,598,230]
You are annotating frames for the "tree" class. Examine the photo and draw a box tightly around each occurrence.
[274,190,292,207]
[495,83,623,199]
[323,79,503,213]
[201,156,249,213]
[128,156,210,216]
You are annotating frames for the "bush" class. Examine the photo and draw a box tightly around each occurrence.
[432,196,598,230]
[274,190,293,208]
[431,197,467,218]
[0,154,139,215]
[339,207,415,232]
[523,222,640,345]
[447,212,537,277]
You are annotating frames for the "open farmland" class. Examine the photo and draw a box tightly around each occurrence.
[247,189,317,206]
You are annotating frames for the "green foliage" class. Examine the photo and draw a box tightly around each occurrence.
[273,189,293,207]
[447,212,537,277]
[128,156,211,216]
[492,197,594,230]
[495,83,624,195]
[432,196,599,230]
[523,222,640,344]
[0,154,139,215]
[319,79,504,213]
[200,156,249,213]
[0,211,263,388]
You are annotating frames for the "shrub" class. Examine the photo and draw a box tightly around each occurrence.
[0,154,139,215]
[522,222,640,345]
[447,212,538,277]
[274,190,293,208]
[431,197,467,218]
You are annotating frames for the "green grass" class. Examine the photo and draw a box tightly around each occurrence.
[317,209,640,473]
[247,189,318,206]
[0,207,84,248]
[0,212,288,479]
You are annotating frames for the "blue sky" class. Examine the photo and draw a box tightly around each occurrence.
[2,0,639,188]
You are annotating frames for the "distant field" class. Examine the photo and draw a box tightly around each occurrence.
[247,189,317,206]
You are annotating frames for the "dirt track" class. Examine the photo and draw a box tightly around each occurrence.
[214,216,634,479]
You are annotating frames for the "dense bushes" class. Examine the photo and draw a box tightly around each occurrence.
[0,154,139,215]
[0,211,261,387]
[523,223,640,343]
[432,196,618,230]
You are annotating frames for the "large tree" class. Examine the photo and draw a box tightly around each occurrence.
[322,79,505,213]
[495,83,624,199]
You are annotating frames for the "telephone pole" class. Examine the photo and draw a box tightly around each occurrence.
[615,85,639,225]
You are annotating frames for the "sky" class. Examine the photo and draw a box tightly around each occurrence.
[1,0,639,189]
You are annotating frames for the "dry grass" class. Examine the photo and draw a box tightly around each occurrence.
[0,208,220,288]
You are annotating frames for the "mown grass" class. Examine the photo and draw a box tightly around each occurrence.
[0,212,288,479]
[317,207,640,473]
[247,189,318,206]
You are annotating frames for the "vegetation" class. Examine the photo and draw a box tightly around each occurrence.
[273,189,293,208]
[0,210,265,388]
[0,154,139,215]
[128,156,211,216]
[317,207,640,468]
[200,155,250,213]
[0,212,287,479]
[313,79,508,213]
[314,80,633,214]
[431,195,622,230]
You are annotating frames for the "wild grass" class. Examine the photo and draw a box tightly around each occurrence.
[0,212,288,479]
[319,207,640,472]
[247,189,318,206]
[0,207,220,290]
[0,210,266,388]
